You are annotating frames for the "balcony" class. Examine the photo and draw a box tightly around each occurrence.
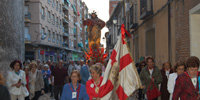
[64,15,69,20]
[64,33,69,37]
[41,15,45,20]
[63,4,69,10]
[63,18,69,23]
[129,23,138,30]
[140,0,153,20]
[25,12,31,23]
[63,41,69,48]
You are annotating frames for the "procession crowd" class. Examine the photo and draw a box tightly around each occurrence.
[0,56,199,100]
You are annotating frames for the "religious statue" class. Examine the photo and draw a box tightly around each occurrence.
[83,11,105,48]
[83,11,107,63]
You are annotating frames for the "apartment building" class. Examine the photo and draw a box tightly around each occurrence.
[24,0,64,62]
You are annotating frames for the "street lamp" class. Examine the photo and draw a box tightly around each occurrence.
[113,18,117,24]
[112,17,121,36]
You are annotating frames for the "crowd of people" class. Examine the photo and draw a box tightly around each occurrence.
[136,56,200,100]
[0,56,199,100]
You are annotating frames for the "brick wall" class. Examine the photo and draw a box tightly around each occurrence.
[175,0,200,61]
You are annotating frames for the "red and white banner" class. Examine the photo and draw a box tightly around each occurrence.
[99,24,142,100]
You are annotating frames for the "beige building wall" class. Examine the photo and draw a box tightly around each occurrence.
[135,0,173,67]
[189,4,200,60]
[28,0,64,47]
[154,8,169,66]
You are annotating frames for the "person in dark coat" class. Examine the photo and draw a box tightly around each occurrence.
[0,73,11,100]
[160,62,173,100]
[140,57,162,100]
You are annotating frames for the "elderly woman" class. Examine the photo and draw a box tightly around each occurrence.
[160,62,173,100]
[173,56,200,100]
[7,60,28,100]
[86,64,103,100]
[29,62,45,100]
[61,70,89,100]
[24,66,30,100]
[167,61,185,100]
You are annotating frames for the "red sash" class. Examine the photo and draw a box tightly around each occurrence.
[69,83,81,100]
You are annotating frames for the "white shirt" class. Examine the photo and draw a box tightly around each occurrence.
[7,70,27,96]
[167,73,178,100]
[149,69,153,78]
[166,70,170,79]
[191,77,197,88]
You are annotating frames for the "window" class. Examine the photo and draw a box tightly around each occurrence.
[41,28,46,40]
[58,3,60,12]
[140,0,153,20]
[60,4,62,13]
[48,30,51,42]
[46,7,48,18]
[55,17,58,27]
[52,14,55,24]
[24,6,29,15]
[57,34,59,44]
[53,32,55,43]
[56,1,58,11]
[145,29,155,58]
[60,19,62,28]
[41,7,45,20]
[48,11,50,22]
[55,16,57,26]
[60,35,62,45]
[41,7,44,16]
[57,17,59,26]
[71,41,74,48]
[45,27,48,36]
[52,0,55,8]
[24,27,31,41]
[48,0,51,4]
[112,4,117,7]
[41,27,44,35]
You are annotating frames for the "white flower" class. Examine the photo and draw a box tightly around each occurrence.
[90,84,94,88]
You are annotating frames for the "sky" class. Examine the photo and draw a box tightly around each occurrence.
[82,0,109,48]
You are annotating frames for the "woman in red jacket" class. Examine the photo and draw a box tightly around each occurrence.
[173,56,200,100]
[86,64,103,100]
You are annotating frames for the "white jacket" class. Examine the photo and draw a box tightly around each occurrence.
[7,70,27,96]
[167,73,178,100]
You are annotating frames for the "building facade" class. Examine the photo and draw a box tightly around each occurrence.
[109,0,120,16]
[107,1,134,59]
[107,0,200,67]
[24,0,88,62]
[107,2,123,57]
[174,0,200,62]
[133,0,200,67]
[80,2,89,50]
[24,0,64,62]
